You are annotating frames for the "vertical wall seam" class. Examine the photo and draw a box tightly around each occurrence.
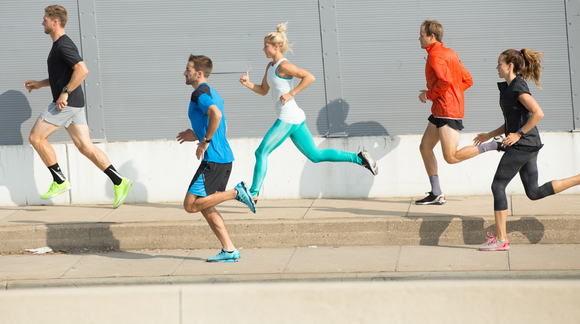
[78,0,107,141]
[318,0,347,137]
[564,0,579,130]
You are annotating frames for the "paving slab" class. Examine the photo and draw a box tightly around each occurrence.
[2,245,580,289]
[284,245,400,273]
[0,206,111,226]
[0,254,83,280]
[408,195,496,217]
[224,199,313,220]
[397,245,509,271]
[512,194,580,216]
[509,244,580,271]
[0,208,19,222]
[172,247,295,276]
[61,250,193,279]
[102,203,197,222]
[306,198,410,218]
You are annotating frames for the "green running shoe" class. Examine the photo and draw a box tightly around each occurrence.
[41,180,71,200]
[113,178,132,208]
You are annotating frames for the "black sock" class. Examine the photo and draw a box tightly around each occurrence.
[104,165,123,186]
[48,163,66,184]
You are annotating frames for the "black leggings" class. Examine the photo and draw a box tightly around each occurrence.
[491,147,555,211]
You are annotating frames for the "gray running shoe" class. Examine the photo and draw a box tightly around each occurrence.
[358,150,378,176]
[479,232,510,251]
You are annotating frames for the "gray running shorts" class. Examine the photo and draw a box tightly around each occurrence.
[39,102,87,128]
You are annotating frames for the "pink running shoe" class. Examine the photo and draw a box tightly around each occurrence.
[479,232,510,251]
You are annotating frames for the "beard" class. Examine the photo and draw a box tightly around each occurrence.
[44,26,52,35]
[185,76,197,86]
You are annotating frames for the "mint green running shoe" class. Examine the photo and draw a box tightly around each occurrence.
[41,180,71,200]
[113,178,132,208]
[206,248,240,262]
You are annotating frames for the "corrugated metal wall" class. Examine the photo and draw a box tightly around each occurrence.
[0,0,574,145]
[93,0,326,141]
[0,0,82,145]
[335,0,573,135]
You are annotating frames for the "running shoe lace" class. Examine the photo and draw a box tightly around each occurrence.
[485,232,498,244]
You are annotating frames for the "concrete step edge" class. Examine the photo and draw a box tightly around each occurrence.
[1,216,579,252]
[4,270,580,290]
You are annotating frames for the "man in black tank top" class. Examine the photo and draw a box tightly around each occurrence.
[23,5,132,208]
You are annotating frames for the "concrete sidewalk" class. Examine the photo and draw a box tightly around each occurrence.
[1,195,580,252]
[1,244,580,289]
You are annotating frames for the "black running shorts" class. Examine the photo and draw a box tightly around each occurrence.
[428,114,464,131]
[188,161,232,197]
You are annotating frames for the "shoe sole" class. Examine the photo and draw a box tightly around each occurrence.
[113,180,133,208]
[206,258,240,263]
[479,244,510,251]
[237,182,256,213]
[41,186,71,200]
[479,247,510,251]
[415,200,446,205]
[360,151,378,176]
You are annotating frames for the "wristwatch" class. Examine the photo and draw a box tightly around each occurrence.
[202,137,211,143]
[517,128,525,136]
[62,87,72,95]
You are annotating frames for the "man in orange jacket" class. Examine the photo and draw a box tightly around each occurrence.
[416,20,498,205]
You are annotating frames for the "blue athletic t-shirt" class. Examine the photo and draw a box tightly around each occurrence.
[188,83,234,163]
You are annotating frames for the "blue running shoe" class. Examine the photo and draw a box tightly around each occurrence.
[235,181,256,213]
[206,248,240,262]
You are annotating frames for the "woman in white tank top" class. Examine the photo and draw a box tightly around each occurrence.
[239,22,378,202]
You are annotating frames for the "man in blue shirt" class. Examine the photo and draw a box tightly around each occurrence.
[176,55,255,263]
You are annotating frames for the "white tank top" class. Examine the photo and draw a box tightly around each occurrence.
[267,58,306,124]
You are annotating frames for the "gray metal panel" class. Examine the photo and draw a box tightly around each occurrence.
[93,0,326,141]
[78,0,106,141]
[334,0,573,135]
[0,1,82,145]
[566,0,580,130]
[319,0,347,137]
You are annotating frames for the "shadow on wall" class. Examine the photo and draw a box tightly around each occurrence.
[104,159,147,204]
[0,90,31,145]
[0,90,44,205]
[299,99,398,198]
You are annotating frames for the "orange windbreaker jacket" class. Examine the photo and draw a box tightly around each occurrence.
[425,42,473,119]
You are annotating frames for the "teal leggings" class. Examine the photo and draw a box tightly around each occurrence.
[249,119,362,196]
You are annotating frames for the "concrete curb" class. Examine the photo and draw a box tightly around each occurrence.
[1,215,580,252]
[3,270,580,290]
[3,280,580,323]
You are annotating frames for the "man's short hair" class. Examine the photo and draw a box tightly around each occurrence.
[422,20,443,42]
[188,55,213,78]
[45,5,68,28]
